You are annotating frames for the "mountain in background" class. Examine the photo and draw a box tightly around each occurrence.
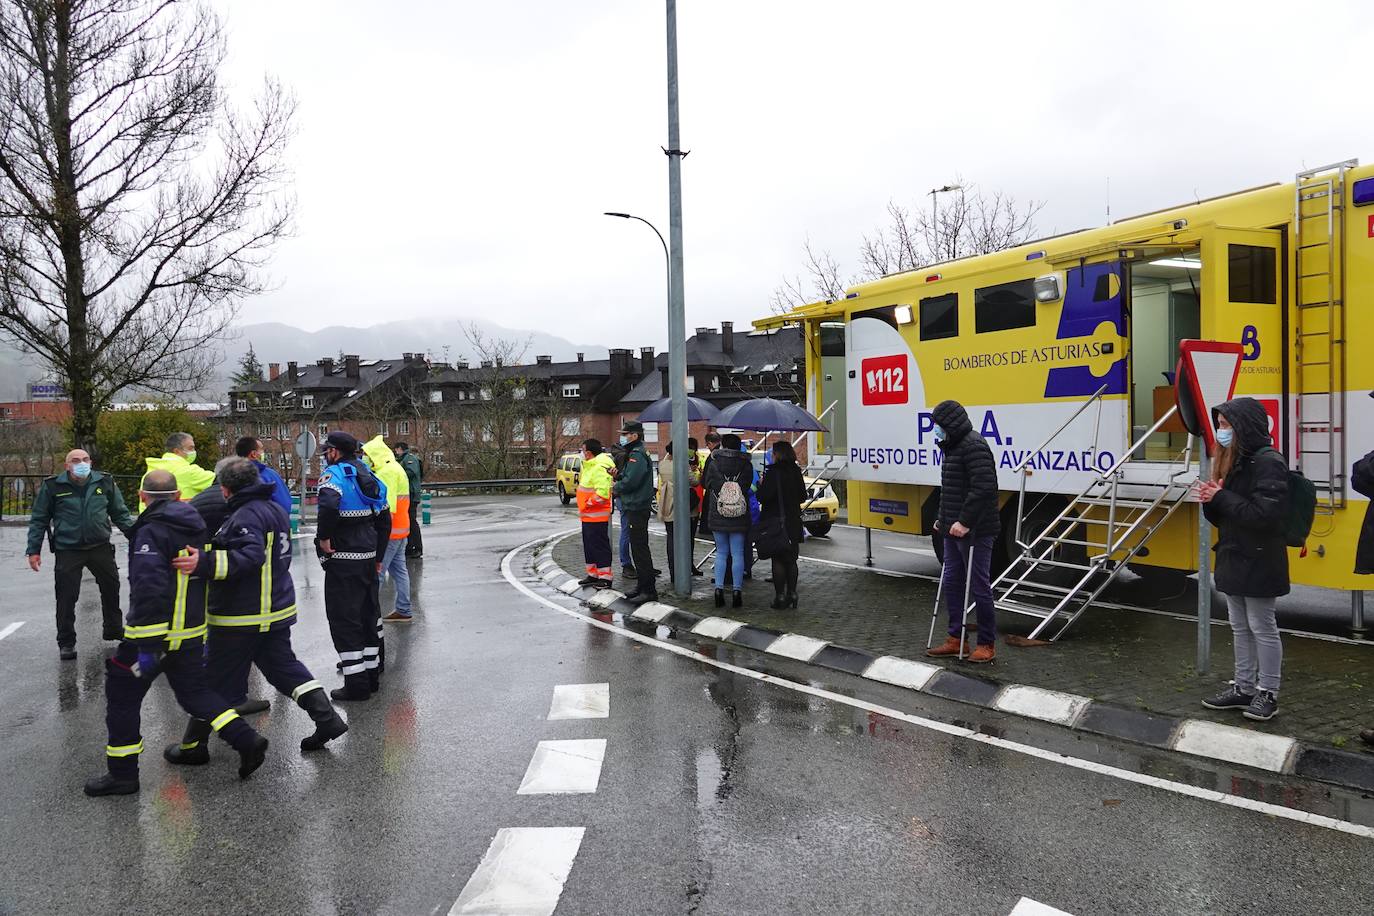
[0,316,612,402]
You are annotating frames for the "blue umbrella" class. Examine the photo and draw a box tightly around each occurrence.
[713,398,827,433]
[637,395,720,424]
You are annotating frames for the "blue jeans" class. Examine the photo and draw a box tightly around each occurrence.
[713,531,746,590]
[380,537,411,615]
[618,506,632,568]
[942,534,997,646]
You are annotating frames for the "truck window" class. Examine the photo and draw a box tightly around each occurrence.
[1228,244,1276,304]
[919,292,959,340]
[974,278,1036,333]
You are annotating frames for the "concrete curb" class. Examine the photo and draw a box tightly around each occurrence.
[530,546,1374,793]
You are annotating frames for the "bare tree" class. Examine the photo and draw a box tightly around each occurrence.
[859,182,1043,277]
[459,323,538,480]
[773,181,1044,313]
[0,0,295,455]
[769,238,851,315]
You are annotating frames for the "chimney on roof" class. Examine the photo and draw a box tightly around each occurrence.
[319,357,335,376]
[576,352,584,362]
[345,355,360,379]
[721,321,734,354]
[402,352,412,360]
[480,359,493,369]
[608,347,632,373]
[287,361,298,383]
[268,362,281,381]
[695,326,714,336]
[639,347,655,378]
[536,355,552,365]
[456,360,470,369]
[659,365,669,396]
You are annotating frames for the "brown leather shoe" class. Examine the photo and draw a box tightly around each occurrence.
[926,636,964,657]
[966,643,996,664]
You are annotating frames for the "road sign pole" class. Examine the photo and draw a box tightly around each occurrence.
[1196,442,1212,676]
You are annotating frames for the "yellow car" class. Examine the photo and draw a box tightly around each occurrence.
[801,476,839,537]
[554,453,582,505]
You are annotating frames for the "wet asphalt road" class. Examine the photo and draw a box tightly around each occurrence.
[0,496,1370,916]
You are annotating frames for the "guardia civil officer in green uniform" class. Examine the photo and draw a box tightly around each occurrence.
[26,448,135,660]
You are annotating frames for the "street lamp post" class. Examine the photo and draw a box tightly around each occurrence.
[928,183,962,259]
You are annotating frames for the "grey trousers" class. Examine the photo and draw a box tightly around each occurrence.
[1226,594,1282,695]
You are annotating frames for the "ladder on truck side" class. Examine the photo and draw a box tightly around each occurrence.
[976,397,1196,642]
[1295,159,1357,511]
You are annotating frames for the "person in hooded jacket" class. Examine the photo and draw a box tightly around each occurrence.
[315,432,391,700]
[758,439,807,609]
[704,433,754,609]
[164,458,349,762]
[84,469,268,796]
[362,435,413,623]
[1198,397,1289,722]
[926,400,1001,664]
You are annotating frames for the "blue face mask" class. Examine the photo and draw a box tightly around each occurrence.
[933,426,946,442]
[618,436,629,447]
[1216,428,1234,449]
[71,461,92,479]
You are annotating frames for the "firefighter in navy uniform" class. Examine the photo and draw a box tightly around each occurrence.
[315,431,391,701]
[85,470,268,797]
[163,458,348,763]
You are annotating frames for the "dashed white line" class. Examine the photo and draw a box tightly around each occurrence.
[516,739,607,795]
[449,827,586,916]
[502,535,1374,840]
[548,683,609,720]
[0,621,24,641]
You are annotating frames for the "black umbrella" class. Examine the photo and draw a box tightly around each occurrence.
[713,398,827,433]
[637,396,720,424]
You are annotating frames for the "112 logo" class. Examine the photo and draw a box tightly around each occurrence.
[861,354,908,406]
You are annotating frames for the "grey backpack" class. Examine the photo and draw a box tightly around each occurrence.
[716,474,747,518]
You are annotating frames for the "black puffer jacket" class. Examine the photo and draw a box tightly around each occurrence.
[1202,397,1290,598]
[1352,447,1374,576]
[933,400,1000,538]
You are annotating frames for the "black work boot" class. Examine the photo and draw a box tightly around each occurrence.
[237,736,269,779]
[297,687,349,751]
[84,772,139,797]
[163,719,212,766]
[235,698,270,715]
[331,672,373,703]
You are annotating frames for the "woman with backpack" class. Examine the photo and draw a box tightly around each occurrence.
[1198,397,1290,722]
[757,440,807,609]
[704,433,754,608]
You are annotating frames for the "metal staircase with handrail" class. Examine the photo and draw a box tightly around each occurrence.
[974,391,1198,642]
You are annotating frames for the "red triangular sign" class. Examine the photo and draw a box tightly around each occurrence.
[1177,340,1244,453]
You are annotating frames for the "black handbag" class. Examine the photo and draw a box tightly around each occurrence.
[753,469,794,560]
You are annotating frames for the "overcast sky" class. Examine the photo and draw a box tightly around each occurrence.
[217,0,1374,345]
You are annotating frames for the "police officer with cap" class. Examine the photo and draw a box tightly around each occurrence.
[315,431,391,701]
[613,419,658,604]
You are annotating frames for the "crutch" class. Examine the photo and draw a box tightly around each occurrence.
[926,556,946,649]
[957,540,976,660]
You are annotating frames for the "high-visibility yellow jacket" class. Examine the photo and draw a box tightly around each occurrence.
[362,436,411,541]
[577,452,616,523]
[140,453,216,509]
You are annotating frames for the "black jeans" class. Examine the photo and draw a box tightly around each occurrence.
[624,508,656,596]
[406,499,423,555]
[54,543,122,647]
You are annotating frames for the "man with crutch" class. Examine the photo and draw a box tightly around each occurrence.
[925,400,1000,663]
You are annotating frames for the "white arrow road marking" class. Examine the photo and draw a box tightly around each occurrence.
[1009,898,1075,916]
[0,622,25,641]
[517,739,606,795]
[548,683,609,720]
[449,827,585,916]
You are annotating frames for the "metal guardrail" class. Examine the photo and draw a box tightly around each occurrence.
[1,473,144,517]
[424,478,557,493]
